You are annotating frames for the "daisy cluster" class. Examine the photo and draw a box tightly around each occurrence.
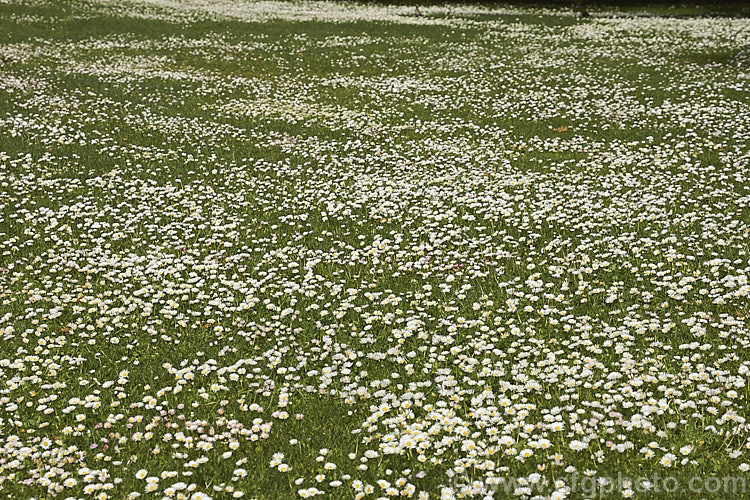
[1,0,750,498]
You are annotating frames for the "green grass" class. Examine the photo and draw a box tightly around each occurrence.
[1,0,750,499]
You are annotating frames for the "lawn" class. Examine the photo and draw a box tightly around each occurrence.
[1,0,750,498]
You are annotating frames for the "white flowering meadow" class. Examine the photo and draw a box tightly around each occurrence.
[1,0,750,498]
